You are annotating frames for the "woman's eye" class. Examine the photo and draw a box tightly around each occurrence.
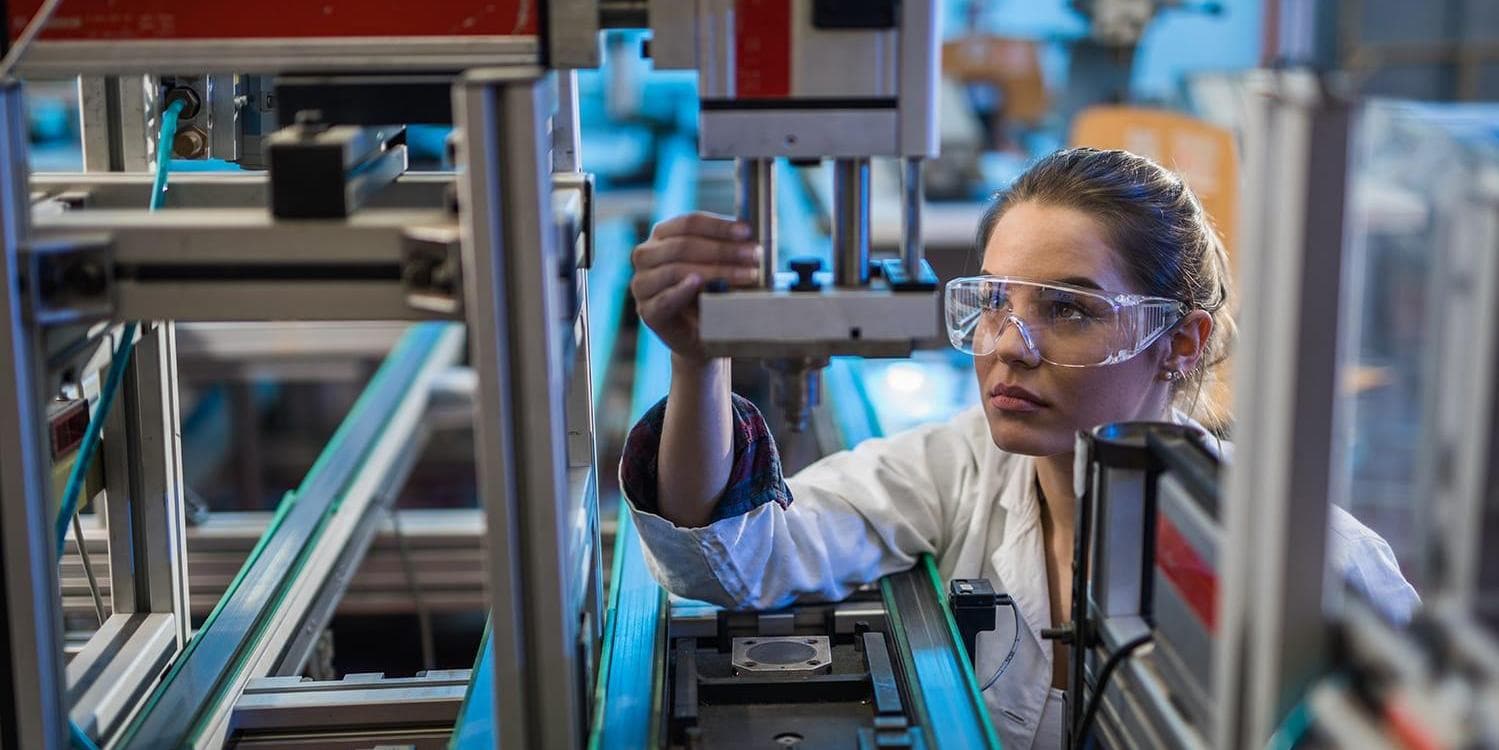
[1051,302,1089,321]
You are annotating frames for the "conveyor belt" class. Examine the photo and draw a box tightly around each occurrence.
[118,323,458,749]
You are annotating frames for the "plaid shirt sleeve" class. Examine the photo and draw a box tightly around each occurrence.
[619,394,793,524]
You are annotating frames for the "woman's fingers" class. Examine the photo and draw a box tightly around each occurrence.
[633,236,761,271]
[630,262,760,301]
[651,211,751,242]
[640,272,703,323]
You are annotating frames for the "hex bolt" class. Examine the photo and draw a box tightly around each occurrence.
[173,126,209,159]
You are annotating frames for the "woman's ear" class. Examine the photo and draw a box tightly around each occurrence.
[1161,310,1213,378]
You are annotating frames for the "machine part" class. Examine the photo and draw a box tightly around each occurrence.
[274,75,457,126]
[736,158,777,288]
[26,233,116,326]
[832,158,871,288]
[10,12,540,76]
[879,559,1001,749]
[65,613,177,741]
[731,636,833,675]
[30,207,456,322]
[402,227,465,316]
[455,68,598,750]
[1069,421,1222,748]
[267,123,408,219]
[173,126,209,160]
[813,0,899,29]
[948,579,998,664]
[788,257,822,292]
[698,283,937,358]
[235,77,278,170]
[161,86,203,121]
[900,158,925,280]
[766,356,828,434]
[876,258,938,292]
[1215,69,1353,749]
[0,79,86,749]
[116,324,460,749]
[228,670,469,749]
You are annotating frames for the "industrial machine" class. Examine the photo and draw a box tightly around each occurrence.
[0,2,997,749]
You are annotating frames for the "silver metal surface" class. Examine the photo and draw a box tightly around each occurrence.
[1218,69,1349,748]
[833,158,871,288]
[1093,466,1147,618]
[174,322,410,361]
[100,322,190,637]
[731,636,832,674]
[0,81,67,750]
[766,357,827,434]
[456,67,587,750]
[65,613,177,741]
[230,675,464,738]
[550,0,604,68]
[699,109,899,159]
[78,76,155,173]
[901,157,926,279]
[736,158,777,288]
[698,283,938,356]
[18,36,539,76]
[898,0,941,157]
[554,71,583,173]
[207,74,238,162]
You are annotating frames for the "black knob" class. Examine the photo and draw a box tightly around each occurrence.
[789,257,822,292]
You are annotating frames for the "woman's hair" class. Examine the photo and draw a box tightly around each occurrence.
[975,147,1236,422]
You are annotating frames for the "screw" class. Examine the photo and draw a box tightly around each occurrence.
[806,660,819,666]
[173,126,209,159]
[744,661,757,667]
[744,640,756,645]
[804,639,816,645]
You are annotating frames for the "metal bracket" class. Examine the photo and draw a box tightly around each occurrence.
[26,234,116,326]
[402,226,463,315]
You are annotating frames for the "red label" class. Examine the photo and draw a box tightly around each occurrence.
[1155,514,1218,633]
[734,0,792,98]
[8,1,534,41]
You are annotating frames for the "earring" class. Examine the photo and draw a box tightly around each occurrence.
[1161,370,1183,383]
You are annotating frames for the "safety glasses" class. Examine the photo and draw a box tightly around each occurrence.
[944,276,1186,367]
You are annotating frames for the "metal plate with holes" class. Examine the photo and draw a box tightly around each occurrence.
[731,636,832,675]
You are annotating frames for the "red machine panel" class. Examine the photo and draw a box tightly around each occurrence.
[734,0,791,99]
[7,0,536,41]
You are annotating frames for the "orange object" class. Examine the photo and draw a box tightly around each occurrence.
[942,35,1050,126]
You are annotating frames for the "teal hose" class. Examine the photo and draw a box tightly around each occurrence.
[53,321,137,557]
[59,97,185,749]
[151,99,186,211]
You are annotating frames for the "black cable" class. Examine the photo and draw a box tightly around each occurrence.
[1072,634,1152,749]
[980,594,1021,691]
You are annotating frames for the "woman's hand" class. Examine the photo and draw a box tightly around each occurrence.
[630,212,763,362]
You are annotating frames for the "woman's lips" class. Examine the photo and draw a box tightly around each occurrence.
[988,384,1048,413]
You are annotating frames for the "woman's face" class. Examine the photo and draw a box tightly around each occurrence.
[974,201,1174,457]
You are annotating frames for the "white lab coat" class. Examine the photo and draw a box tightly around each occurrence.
[624,405,1418,750]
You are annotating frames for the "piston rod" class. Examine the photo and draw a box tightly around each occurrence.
[833,158,871,287]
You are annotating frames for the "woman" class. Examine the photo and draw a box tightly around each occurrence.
[620,149,1416,749]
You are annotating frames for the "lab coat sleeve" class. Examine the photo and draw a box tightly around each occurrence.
[620,395,968,610]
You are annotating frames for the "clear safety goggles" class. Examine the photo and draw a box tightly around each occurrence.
[944,276,1186,367]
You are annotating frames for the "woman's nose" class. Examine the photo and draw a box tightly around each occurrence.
[993,314,1042,368]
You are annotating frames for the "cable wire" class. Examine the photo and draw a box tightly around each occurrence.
[391,508,436,671]
[71,513,105,626]
[151,99,186,210]
[1071,633,1153,749]
[0,0,64,81]
[980,595,1021,692]
[54,323,137,557]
